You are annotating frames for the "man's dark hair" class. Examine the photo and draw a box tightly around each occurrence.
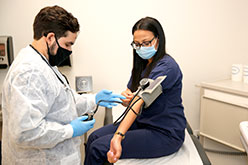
[33,5,80,40]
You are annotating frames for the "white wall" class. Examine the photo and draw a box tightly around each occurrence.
[0,0,248,130]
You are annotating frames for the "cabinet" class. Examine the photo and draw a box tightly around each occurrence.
[199,79,248,152]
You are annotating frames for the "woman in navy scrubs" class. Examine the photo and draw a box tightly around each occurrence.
[84,17,186,165]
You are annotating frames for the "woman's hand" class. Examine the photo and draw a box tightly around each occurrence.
[107,135,123,163]
[121,88,134,107]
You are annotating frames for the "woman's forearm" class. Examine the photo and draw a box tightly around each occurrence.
[115,96,144,136]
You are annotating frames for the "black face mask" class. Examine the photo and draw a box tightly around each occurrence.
[47,36,72,66]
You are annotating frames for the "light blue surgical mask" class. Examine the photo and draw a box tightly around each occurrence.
[136,40,157,60]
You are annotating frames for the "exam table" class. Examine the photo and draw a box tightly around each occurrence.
[103,108,211,165]
[240,121,248,155]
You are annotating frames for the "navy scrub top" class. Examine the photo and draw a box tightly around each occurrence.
[127,54,186,141]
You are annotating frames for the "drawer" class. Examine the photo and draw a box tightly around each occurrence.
[203,89,248,109]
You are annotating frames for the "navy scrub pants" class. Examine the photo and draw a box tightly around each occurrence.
[84,122,183,165]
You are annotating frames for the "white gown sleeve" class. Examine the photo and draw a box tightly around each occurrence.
[72,90,96,115]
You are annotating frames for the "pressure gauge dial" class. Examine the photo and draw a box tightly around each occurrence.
[139,78,150,90]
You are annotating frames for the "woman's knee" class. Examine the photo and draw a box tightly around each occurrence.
[88,137,110,159]
[87,131,99,145]
[88,124,118,143]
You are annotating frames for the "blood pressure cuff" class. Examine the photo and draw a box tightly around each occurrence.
[137,76,166,108]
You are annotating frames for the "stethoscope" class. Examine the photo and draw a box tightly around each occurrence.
[29,44,76,103]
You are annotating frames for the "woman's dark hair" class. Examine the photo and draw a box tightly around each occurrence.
[33,5,80,40]
[130,17,167,92]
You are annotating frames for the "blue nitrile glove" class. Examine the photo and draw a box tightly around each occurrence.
[70,116,95,137]
[95,89,126,109]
